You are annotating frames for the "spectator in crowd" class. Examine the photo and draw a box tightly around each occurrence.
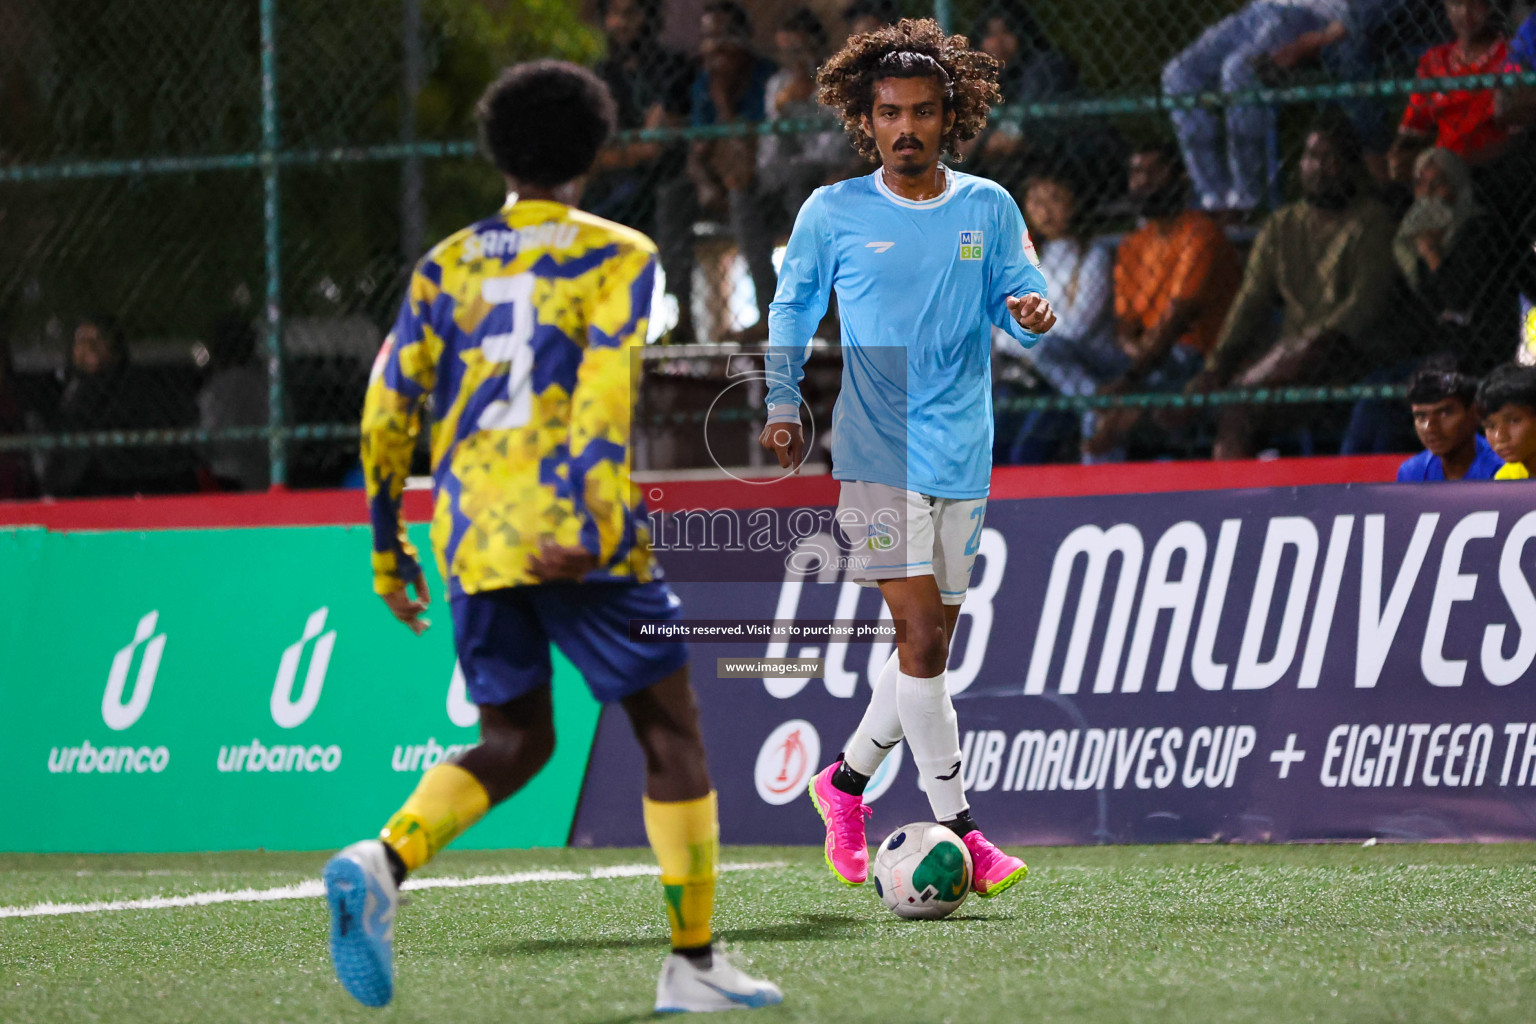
[1164,0,1403,214]
[197,313,269,492]
[40,315,148,496]
[1001,171,1116,463]
[1344,145,1520,453]
[1193,112,1397,459]
[1396,367,1504,479]
[956,9,1079,196]
[1478,361,1536,477]
[842,0,898,40]
[1390,0,1519,179]
[1086,141,1240,459]
[0,334,37,500]
[1514,7,1536,69]
[757,8,847,229]
[582,0,696,236]
[1395,147,1516,370]
[655,1,778,342]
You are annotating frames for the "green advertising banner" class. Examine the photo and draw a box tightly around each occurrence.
[0,524,601,853]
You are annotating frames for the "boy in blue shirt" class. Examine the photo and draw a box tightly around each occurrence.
[758,19,1055,900]
[1397,368,1503,481]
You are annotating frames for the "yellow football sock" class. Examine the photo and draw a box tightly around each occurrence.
[379,763,490,872]
[643,791,719,950]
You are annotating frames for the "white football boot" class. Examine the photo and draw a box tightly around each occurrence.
[654,950,784,1012]
[323,839,399,1007]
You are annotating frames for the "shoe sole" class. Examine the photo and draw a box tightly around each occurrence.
[656,984,785,1012]
[974,862,1029,899]
[655,992,784,1013]
[323,856,393,1007]
[807,776,864,887]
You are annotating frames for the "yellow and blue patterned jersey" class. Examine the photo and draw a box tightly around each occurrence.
[361,196,660,598]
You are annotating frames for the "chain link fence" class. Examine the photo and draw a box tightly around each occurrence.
[3,0,1536,496]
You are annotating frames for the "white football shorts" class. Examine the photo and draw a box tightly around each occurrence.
[834,480,987,606]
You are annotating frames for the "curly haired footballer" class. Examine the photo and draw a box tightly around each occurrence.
[817,17,1001,164]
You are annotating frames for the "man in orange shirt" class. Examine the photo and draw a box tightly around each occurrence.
[1086,142,1239,458]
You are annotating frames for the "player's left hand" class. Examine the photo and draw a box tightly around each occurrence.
[1008,293,1057,334]
[529,542,599,582]
[382,573,432,636]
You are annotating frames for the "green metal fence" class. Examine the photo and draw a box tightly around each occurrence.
[2,0,1535,491]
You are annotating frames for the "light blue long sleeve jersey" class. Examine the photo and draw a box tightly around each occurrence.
[765,165,1048,499]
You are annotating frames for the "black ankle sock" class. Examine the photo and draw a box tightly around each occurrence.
[381,843,408,887]
[831,756,869,796]
[675,943,713,968]
[941,811,979,839]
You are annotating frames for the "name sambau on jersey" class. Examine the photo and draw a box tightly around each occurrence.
[766,166,1048,499]
[361,197,660,599]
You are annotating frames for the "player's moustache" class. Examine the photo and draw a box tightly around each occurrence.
[894,135,922,151]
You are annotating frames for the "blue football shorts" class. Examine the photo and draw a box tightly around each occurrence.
[450,580,688,707]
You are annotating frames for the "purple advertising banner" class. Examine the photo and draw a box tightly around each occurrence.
[571,481,1536,848]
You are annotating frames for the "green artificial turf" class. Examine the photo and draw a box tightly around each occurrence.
[3,844,1535,1023]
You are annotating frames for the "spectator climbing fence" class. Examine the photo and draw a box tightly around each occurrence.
[3,0,1536,492]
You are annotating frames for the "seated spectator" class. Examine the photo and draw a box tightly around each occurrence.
[582,0,696,236]
[40,316,154,496]
[198,313,270,492]
[0,335,37,500]
[757,8,847,229]
[1164,0,1401,213]
[1479,362,1536,478]
[1086,142,1240,459]
[655,1,778,342]
[1390,0,1519,179]
[842,0,898,40]
[957,9,1077,194]
[1397,368,1504,479]
[1395,146,1517,370]
[1193,112,1397,459]
[1001,171,1115,463]
[1345,145,1521,454]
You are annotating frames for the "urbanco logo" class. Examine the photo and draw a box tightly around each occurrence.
[754,719,821,806]
[103,611,166,731]
[271,607,337,728]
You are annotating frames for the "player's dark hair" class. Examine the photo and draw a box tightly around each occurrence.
[476,60,617,188]
[1406,368,1478,408]
[818,17,1000,163]
[1476,363,1536,417]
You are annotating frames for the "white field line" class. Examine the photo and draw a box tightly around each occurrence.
[0,860,785,920]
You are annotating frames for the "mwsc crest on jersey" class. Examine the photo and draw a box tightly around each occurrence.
[958,230,983,260]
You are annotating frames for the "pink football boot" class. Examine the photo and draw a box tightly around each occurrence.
[808,762,872,885]
[962,830,1028,898]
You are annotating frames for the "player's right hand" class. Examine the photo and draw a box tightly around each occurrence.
[382,574,431,636]
[758,420,805,472]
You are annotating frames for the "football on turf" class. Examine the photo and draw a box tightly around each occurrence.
[871,822,972,920]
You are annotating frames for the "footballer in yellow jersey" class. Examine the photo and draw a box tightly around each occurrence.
[323,60,781,1015]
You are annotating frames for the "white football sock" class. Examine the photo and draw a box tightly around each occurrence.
[897,670,969,821]
[843,651,902,777]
